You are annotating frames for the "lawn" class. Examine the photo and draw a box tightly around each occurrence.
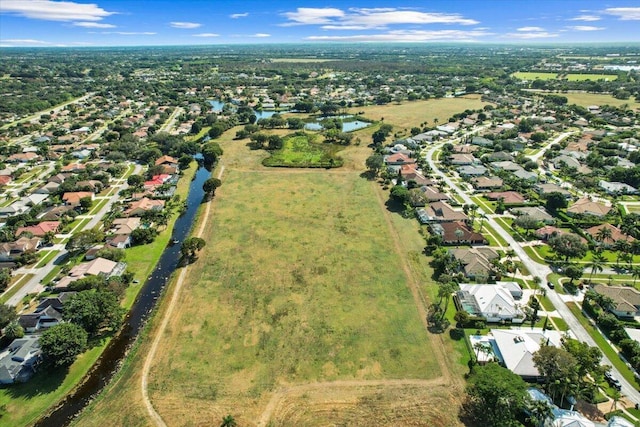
[262,132,344,168]
[512,72,558,81]
[346,95,488,129]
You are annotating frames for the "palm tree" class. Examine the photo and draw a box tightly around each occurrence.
[437,282,457,320]
[595,226,613,246]
[587,252,606,283]
[220,415,237,427]
[610,389,622,413]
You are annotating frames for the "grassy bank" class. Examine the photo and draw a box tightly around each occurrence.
[0,161,200,427]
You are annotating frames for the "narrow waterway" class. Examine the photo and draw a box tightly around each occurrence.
[34,161,211,427]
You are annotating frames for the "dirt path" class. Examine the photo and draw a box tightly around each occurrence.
[257,377,448,427]
[140,166,224,427]
[256,180,460,426]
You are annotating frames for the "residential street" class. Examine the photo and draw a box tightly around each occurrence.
[424,127,640,403]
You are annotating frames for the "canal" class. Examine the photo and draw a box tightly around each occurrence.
[34,161,211,427]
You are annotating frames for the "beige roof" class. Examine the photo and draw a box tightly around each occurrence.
[69,257,117,277]
[567,197,611,217]
[593,284,640,313]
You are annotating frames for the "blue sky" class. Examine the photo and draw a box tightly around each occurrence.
[1,0,640,47]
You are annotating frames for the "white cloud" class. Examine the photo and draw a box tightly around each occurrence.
[603,7,640,20]
[1,38,52,44]
[307,29,492,42]
[569,15,601,21]
[567,25,604,31]
[517,26,545,32]
[282,7,344,25]
[100,31,155,35]
[504,31,558,39]
[230,12,248,19]
[193,33,219,37]
[72,21,115,28]
[0,0,115,21]
[252,33,271,38]
[170,21,201,29]
[283,7,478,28]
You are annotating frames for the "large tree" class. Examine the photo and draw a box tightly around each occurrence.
[203,177,222,200]
[463,363,529,427]
[0,304,17,330]
[66,229,105,252]
[181,237,206,261]
[40,323,88,367]
[548,233,588,262]
[63,290,125,336]
[533,345,578,406]
[365,154,384,177]
[545,192,569,213]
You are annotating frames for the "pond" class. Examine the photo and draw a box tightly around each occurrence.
[304,118,371,132]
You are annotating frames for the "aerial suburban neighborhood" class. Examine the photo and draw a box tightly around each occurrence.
[1,2,640,426]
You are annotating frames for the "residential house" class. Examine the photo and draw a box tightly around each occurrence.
[567,197,611,217]
[15,221,60,238]
[34,181,60,195]
[471,176,503,190]
[0,237,41,262]
[592,284,640,319]
[39,205,75,221]
[18,306,63,333]
[0,336,41,384]
[47,173,68,184]
[106,234,132,249]
[534,183,572,199]
[512,169,538,182]
[450,154,477,166]
[420,186,449,202]
[449,247,499,279]
[429,221,487,245]
[418,201,468,223]
[511,206,555,223]
[535,225,566,241]
[456,283,525,323]
[482,151,514,162]
[0,175,12,186]
[124,197,165,217]
[486,191,526,204]
[76,180,104,193]
[471,136,493,147]
[599,180,638,195]
[552,155,581,169]
[7,152,39,163]
[490,161,522,172]
[469,329,565,380]
[457,165,488,177]
[383,152,415,166]
[111,217,141,235]
[62,191,94,207]
[68,257,120,278]
[585,223,634,247]
[61,163,86,172]
[155,155,178,167]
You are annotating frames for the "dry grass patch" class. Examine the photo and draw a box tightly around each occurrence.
[347,96,488,129]
[561,92,640,110]
[145,169,441,425]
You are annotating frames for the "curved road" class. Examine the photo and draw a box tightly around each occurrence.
[424,128,640,404]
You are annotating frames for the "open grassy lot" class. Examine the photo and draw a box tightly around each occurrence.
[561,92,640,110]
[564,73,618,81]
[347,95,488,130]
[512,72,558,80]
[143,170,442,424]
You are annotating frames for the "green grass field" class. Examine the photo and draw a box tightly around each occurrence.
[564,73,618,81]
[262,133,344,168]
[512,72,558,81]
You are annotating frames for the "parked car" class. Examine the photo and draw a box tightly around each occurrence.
[605,371,622,390]
[547,282,555,289]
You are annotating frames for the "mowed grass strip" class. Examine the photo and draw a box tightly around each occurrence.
[148,170,440,424]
